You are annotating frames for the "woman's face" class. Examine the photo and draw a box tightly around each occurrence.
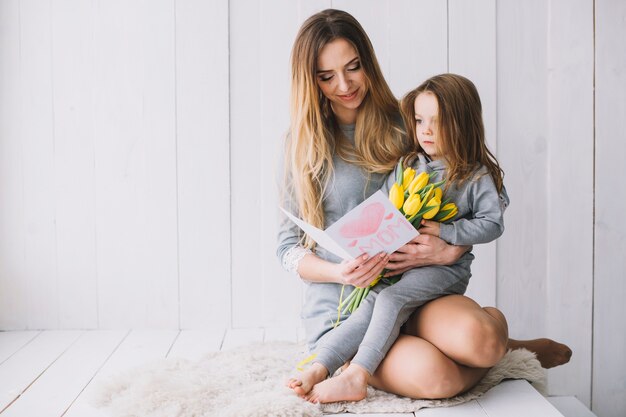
[316,38,368,125]
[414,92,441,159]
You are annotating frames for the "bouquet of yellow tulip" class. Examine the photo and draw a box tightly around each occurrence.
[335,159,458,323]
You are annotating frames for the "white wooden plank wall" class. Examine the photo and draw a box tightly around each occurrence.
[0,1,623,415]
[175,0,230,328]
[546,0,594,405]
[593,0,626,416]
[496,0,550,341]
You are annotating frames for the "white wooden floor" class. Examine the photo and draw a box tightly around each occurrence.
[0,329,580,417]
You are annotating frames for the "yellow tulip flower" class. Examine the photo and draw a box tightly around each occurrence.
[437,203,458,222]
[408,172,429,195]
[402,167,416,190]
[403,194,422,216]
[421,197,441,219]
[389,183,404,209]
[433,187,443,201]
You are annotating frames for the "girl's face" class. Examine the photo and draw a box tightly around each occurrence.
[414,92,441,159]
[316,38,368,125]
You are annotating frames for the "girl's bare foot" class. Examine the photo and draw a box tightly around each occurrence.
[508,338,572,368]
[306,364,369,404]
[286,362,328,396]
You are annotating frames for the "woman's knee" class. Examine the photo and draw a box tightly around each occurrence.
[457,308,508,367]
[404,359,465,399]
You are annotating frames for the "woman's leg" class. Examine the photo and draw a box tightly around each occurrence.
[368,334,489,399]
[508,338,572,368]
[404,294,572,369]
[367,295,508,399]
[403,295,509,368]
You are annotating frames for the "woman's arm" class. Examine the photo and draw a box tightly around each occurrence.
[383,234,469,277]
[298,251,389,288]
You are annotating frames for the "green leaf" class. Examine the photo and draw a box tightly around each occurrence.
[395,158,404,186]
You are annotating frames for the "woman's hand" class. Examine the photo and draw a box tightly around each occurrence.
[384,234,469,277]
[335,252,389,288]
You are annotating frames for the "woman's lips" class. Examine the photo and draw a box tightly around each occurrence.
[338,89,358,101]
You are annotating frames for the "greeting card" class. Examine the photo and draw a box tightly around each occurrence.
[281,190,418,260]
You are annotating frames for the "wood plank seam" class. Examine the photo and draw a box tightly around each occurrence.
[58,330,131,416]
[0,331,42,367]
[0,331,85,414]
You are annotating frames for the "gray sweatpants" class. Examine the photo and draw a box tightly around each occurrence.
[313,263,471,375]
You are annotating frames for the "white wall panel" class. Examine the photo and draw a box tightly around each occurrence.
[0,0,27,330]
[20,0,59,329]
[93,0,178,328]
[387,0,447,98]
[496,0,549,339]
[52,0,99,329]
[176,0,230,329]
[546,0,594,405]
[449,0,497,308]
[593,1,626,415]
[230,0,264,327]
[257,1,308,326]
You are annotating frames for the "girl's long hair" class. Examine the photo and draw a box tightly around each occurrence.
[287,9,409,247]
[400,73,504,193]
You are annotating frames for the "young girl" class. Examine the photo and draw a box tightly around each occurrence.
[289,73,509,404]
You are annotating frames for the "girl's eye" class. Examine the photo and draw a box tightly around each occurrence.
[319,75,333,82]
[415,119,422,125]
[347,62,361,72]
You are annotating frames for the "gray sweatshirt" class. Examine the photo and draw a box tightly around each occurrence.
[381,153,509,250]
[276,124,388,348]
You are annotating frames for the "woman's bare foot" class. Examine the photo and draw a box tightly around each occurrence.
[286,362,328,396]
[306,364,369,404]
[508,338,572,368]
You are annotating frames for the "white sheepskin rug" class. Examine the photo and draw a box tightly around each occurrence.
[92,342,545,417]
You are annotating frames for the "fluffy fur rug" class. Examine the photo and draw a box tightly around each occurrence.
[92,342,545,417]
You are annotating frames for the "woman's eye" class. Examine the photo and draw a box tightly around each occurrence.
[415,119,422,125]
[347,63,361,71]
[319,75,333,82]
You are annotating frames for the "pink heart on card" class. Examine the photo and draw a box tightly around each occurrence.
[339,202,385,238]
[348,240,358,247]
[385,212,394,220]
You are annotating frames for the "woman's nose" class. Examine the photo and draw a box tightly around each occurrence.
[337,74,350,92]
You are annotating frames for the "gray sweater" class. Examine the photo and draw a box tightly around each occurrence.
[276,124,387,348]
[381,153,509,250]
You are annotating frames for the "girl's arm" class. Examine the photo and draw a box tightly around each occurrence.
[435,172,506,246]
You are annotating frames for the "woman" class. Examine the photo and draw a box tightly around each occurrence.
[277,9,570,401]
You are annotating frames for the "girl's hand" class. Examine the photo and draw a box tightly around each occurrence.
[418,219,440,237]
[384,235,469,276]
[335,252,389,288]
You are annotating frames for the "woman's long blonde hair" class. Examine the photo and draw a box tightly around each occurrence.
[286,9,409,247]
[400,73,504,193]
